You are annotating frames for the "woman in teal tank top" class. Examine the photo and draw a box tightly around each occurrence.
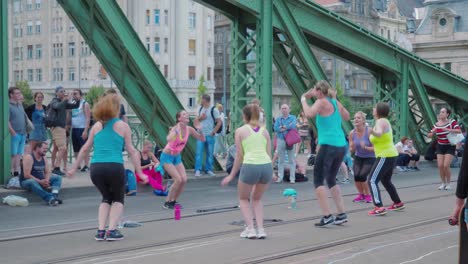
[68,94,146,241]
[301,80,350,227]
[222,104,274,239]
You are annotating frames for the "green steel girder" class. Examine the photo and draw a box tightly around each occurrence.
[1,0,9,184]
[409,63,437,130]
[395,60,409,141]
[229,19,250,133]
[258,0,273,133]
[228,0,468,102]
[58,0,198,167]
[273,0,326,82]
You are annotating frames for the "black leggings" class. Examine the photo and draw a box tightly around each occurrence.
[313,145,346,188]
[368,157,401,207]
[353,156,376,182]
[90,163,125,204]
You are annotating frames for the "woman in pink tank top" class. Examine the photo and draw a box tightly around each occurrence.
[160,110,205,210]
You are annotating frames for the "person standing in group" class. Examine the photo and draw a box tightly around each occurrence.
[428,108,462,190]
[367,102,405,216]
[194,94,222,177]
[25,92,48,150]
[49,86,80,176]
[251,99,265,126]
[222,104,273,239]
[104,88,128,123]
[274,104,297,183]
[67,93,147,241]
[161,110,205,209]
[71,89,91,172]
[301,80,350,226]
[296,111,311,156]
[214,103,227,158]
[8,87,27,178]
[348,111,374,203]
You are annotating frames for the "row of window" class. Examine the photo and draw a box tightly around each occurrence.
[14,66,89,82]
[13,18,75,37]
[13,0,42,13]
[144,9,212,31]
[144,38,212,57]
[13,65,212,83]
[13,42,91,61]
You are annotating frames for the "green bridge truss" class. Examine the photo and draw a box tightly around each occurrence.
[2,0,468,183]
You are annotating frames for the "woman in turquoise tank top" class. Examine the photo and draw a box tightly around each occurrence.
[301,80,350,227]
[221,104,274,239]
[68,94,147,241]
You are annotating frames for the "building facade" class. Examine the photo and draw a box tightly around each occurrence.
[408,0,468,80]
[8,0,215,114]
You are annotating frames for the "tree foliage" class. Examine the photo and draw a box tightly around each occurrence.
[197,75,207,105]
[15,80,33,107]
[85,85,106,108]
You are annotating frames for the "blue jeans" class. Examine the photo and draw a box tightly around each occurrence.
[195,135,215,172]
[21,176,62,202]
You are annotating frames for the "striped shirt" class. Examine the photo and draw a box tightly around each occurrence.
[433,119,459,145]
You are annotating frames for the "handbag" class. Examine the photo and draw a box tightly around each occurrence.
[447,133,465,145]
[24,113,35,134]
[284,129,301,147]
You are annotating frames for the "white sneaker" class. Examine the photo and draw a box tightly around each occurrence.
[195,170,201,177]
[206,171,216,177]
[445,184,452,190]
[256,228,267,239]
[240,227,256,239]
[438,183,445,190]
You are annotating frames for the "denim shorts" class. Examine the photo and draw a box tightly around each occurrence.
[157,152,183,175]
[11,133,26,155]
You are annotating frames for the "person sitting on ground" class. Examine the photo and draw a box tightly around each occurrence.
[395,137,420,171]
[21,141,62,206]
[135,140,166,194]
[226,144,239,177]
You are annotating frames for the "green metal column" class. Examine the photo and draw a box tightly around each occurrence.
[396,61,409,140]
[258,0,273,133]
[229,18,250,133]
[1,0,10,184]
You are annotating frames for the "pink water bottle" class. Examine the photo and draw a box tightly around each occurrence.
[174,204,181,220]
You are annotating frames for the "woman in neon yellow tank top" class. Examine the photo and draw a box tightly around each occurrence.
[367,102,405,216]
[221,104,274,239]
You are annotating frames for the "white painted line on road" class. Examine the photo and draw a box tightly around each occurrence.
[327,229,456,264]
[71,237,235,264]
[398,245,458,264]
[287,248,356,264]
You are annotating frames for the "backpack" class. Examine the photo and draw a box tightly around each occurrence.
[44,100,58,128]
[125,169,137,196]
[199,106,223,134]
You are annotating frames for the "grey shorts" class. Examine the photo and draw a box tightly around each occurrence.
[239,163,273,185]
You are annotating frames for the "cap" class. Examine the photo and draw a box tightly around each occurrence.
[55,86,64,93]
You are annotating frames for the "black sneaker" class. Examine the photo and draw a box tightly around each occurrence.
[106,229,124,241]
[315,215,335,227]
[52,167,65,176]
[95,229,106,241]
[163,201,175,209]
[333,213,348,225]
[413,166,420,171]
[53,194,63,204]
[80,165,89,172]
[48,198,59,206]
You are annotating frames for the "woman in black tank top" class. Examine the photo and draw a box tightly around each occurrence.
[136,140,166,192]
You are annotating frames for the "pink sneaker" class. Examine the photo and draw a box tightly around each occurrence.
[364,195,373,203]
[352,194,364,203]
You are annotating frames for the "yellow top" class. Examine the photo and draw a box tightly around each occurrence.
[369,119,398,158]
[241,125,271,164]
